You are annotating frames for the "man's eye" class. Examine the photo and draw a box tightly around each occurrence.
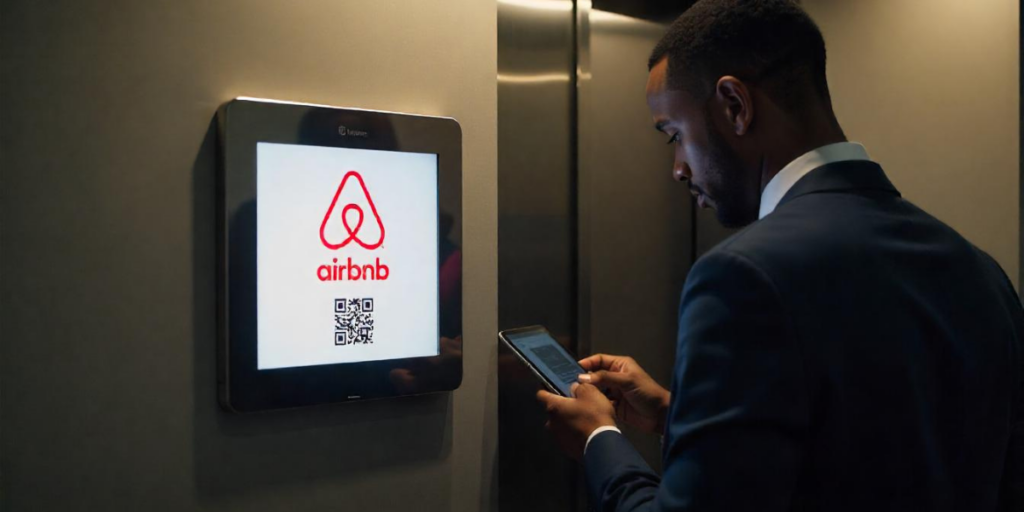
[666,133,681,145]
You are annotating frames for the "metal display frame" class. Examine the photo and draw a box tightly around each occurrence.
[217,98,463,413]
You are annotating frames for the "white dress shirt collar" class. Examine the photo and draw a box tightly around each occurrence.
[758,142,872,219]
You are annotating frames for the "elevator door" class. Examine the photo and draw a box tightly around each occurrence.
[577,7,691,474]
[497,1,579,511]
[498,1,729,510]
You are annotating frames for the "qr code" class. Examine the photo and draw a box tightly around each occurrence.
[334,298,374,346]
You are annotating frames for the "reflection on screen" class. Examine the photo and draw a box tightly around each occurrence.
[510,332,582,396]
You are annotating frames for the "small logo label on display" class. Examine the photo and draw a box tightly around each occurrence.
[338,125,368,138]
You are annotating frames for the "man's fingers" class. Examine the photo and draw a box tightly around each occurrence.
[581,369,631,389]
[579,353,634,371]
[572,382,601,399]
[536,389,568,411]
[578,353,614,371]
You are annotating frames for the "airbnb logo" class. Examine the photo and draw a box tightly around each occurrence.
[319,171,385,250]
[317,170,390,282]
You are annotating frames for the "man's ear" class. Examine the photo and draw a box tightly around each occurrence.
[715,76,754,136]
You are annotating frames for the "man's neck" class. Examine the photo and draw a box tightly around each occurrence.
[759,117,847,194]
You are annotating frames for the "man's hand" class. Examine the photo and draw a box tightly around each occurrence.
[579,354,671,435]
[536,383,617,460]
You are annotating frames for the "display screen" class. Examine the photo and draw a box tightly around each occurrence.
[256,142,440,370]
[506,330,584,396]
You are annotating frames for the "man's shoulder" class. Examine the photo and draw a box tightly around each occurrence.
[699,198,856,272]
[698,192,979,287]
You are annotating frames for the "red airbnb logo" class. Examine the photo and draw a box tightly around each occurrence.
[319,171,385,250]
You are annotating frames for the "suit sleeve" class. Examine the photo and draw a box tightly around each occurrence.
[990,255,1024,512]
[584,250,809,512]
[1000,341,1024,512]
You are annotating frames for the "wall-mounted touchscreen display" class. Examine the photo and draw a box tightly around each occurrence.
[218,98,462,412]
[256,143,440,369]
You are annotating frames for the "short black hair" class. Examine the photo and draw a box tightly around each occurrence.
[649,0,830,110]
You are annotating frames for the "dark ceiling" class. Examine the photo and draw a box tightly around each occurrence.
[591,0,697,23]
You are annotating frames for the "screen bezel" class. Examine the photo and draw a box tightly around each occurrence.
[217,98,463,412]
[499,325,582,397]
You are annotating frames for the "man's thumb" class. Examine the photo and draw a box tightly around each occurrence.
[572,382,601,399]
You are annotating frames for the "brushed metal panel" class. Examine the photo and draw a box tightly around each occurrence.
[578,9,689,472]
[497,1,579,511]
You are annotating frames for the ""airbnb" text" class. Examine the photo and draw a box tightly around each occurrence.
[317,257,391,281]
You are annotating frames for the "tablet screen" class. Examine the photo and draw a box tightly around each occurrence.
[505,330,583,396]
[256,142,440,370]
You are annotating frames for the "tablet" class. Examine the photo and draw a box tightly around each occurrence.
[218,98,462,412]
[499,326,584,397]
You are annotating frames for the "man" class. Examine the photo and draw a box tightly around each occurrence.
[537,1,1024,510]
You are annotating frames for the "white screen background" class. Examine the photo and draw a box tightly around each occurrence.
[257,142,439,369]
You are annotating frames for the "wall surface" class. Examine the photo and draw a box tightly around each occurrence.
[803,0,1020,285]
[0,1,497,511]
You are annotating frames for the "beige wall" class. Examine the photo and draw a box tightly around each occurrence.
[0,1,497,511]
[803,0,1020,286]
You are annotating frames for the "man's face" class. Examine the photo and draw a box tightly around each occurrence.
[646,58,759,228]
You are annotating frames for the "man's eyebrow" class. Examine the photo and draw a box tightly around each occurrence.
[654,121,669,133]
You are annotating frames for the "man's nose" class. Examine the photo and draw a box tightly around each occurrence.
[672,161,691,182]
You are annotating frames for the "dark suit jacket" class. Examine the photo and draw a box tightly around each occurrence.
[584,161,1024,511]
